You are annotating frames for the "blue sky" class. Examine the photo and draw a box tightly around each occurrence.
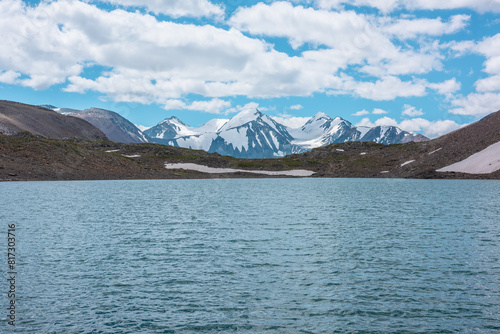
[1,0,499,137]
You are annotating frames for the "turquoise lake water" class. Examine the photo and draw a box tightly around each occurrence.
[1,178,500,333]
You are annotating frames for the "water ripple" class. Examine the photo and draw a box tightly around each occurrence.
[1,179,499,333]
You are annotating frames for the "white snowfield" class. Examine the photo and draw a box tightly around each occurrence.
[165,163,315,177]
[437,141,500,174]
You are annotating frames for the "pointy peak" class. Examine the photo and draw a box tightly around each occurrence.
[160,116,185,125]
[234,108,262,120]
[223,108,263,130]
[303,112,333,126]
[312,112,332,120]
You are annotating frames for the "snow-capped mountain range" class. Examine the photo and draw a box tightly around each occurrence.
[44,105,427,158]
[145,109,428,158]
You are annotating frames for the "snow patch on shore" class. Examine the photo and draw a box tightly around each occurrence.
[165,163,315,177]
[437,141,500,174]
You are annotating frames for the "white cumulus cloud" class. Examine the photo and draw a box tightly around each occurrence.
[475,75,500,92]
[272,115,311,128]
[381,15,470,40]
[402,104,424,117]
[225,102,268,115]
[0,70,20,85]
[450,92,500,116]
[338,76,427,100]
[230,2,445,77]
[427,78,461,96]
[315,0,500,13]
[163,98,231,114]
[399,118,463,138]
[373,108,389,114]
[353,108,387,116]
[0,0,484,109]
[443,34,500,116]
[352,110,370,116]
[356,116,462,138]
[95,0,224,18]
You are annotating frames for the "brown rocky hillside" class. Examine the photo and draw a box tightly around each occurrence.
[0,100,106,140]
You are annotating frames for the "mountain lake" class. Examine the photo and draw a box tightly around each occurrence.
[1,178,499,333]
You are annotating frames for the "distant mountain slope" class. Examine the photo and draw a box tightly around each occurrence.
[360,125,427,145]
[147,109,303,158]
[59,108,149,144]
[148,108,428,158]
[208,109,302,158]
[289,112,359,149]
[294,109,500,178]
[287,112,425,148]
[0,100,106,140]
[144,116,203,145]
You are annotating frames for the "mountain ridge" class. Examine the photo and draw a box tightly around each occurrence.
[37,102,429,158]
[1,101,499,181]
[58,107,150,144]
[146,108,428,158]
[0,100,107,140]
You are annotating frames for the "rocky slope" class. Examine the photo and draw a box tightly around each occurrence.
[0,100,106,140]
[56,107,150,144]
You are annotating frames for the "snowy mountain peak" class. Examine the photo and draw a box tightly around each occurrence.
[144,108,428,158]
[220,108,263,131]
[148,117,196,139]
[302,112,346,130]
[235,108,262,120]
[311,112,332,120]
[160,116,186,126]
[198,118,228,133]
[169,116,182,122]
